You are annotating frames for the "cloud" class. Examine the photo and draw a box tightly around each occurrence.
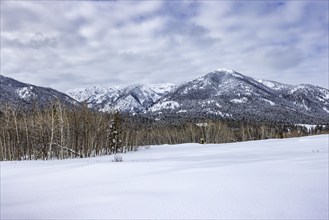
[1,0,328,92]
[192,1,328,86]
[28,32,58,49]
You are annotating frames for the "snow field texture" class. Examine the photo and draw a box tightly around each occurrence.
[1,135,328,219]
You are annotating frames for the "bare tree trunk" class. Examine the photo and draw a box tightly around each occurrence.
[23,115,31,160]
[48,106,55,160]
[57,103,64,159]
[12,110,21,160]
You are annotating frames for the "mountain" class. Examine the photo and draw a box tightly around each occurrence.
[148,83,177,96]
[67,69,329,124]
[2,69,328,124]
[149,69,329,123]
[0,75,79,111]
[67,83,176,112]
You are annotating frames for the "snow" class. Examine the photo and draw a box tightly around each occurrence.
[177,109,187,113]
[149,83,176,95]
[317,88,329,101]
[230,97,248,103]
[67,86,119,103]
[325,92,329,100]
[209,110,225,117]
[294,100,311,111]
[289,86,301,94]
[68,85,163,112]
[288,85,312,95]
[201,100,215,107]
[216,103,222,108]
[1,135,328,219]
[216,68,235,74]
[195,122,208,127]
[323,107,329,113]
[216,68,244,79]
[317,96,326,102]
[256,79,290,91]
[16,87,36,100]
[302,100,311,111]
[181,81,206,94]
[150,101,180,111]
[296,124,319,132]
[114,95,140,112]
[124,85,161,103]
[257,79,276,89]
[231,73,243,79]
[262,98,275,106]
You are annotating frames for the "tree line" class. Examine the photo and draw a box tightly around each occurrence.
[0,101,328,160]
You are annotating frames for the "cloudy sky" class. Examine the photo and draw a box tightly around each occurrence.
[1,0,328,92]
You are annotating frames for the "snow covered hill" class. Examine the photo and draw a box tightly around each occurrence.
[0,75,78,111]
[148,83,177,96]
[1,135,328,219]
[67,83,176,112]
[2,69,328,123]
[150,69,329,123]
[67,68,329,123]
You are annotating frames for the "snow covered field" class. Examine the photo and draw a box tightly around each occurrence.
[1,135,328,219]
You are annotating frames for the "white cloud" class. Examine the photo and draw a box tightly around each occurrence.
[192,1,328,87]
[1,1,328,92]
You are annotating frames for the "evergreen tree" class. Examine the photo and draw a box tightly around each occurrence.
[108,111,122,154]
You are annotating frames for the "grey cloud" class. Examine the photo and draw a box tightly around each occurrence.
[160,20,219,48]
[29,32,58,49]
[262,47,303,70]
[1,32,58,49]
[1,1,328,91]
[2,2,38,31]
[1,37,25,48]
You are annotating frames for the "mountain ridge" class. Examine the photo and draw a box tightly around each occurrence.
[0,75,79,111]
[67,68,329,123]
[1,69,328,124]
[67,83,176,112]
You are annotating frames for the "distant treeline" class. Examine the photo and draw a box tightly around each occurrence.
[0,102,328,161]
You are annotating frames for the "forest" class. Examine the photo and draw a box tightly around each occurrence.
[0,101,328,161]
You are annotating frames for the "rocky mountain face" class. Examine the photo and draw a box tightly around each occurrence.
[68,68,329,124]
[67,83,176,112]
[0,75,79,111]
[2,69,328,124]
[149,69,329,123]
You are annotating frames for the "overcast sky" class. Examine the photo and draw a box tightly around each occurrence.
[1,0,328,92]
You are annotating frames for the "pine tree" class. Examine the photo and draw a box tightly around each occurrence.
[108,111,122,154]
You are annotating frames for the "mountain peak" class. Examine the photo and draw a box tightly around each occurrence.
[209,68,245,79]
[149,83,177,95]
[0,75,78,110]
[148,69,329,123]
[1,72,328,124]
[64,69,329,123]
[215,68,235,74]
[201,69,245,85]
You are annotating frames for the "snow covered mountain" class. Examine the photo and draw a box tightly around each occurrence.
[67,68,329,123]
[67,83,176,112]
[0,75,78,111]
[148,83,177,96]
[149,69,329,123]
[2,69,328,124]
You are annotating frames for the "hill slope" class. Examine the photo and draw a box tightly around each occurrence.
[2,69,328,124]
[68,83,176,112]
[149,69,329,123]
[0,75,78,111]
[67,69,329,123]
